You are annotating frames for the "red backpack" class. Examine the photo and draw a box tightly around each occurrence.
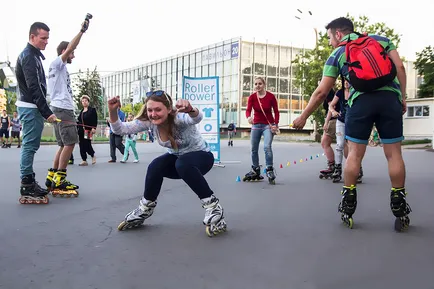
[339,33,396,92]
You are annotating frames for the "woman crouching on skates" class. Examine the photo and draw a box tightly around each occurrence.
[107,91,226,237]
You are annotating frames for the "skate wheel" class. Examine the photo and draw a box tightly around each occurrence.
[205,226,214,237]
[319,175,324,179]
[19,198,26,204]
[42,197,49,204]
[35,199,41,204]
[117,221,127,231]
[394,217,409,232]
[347,218,354,229]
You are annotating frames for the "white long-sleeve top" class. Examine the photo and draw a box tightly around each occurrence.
[110,111,210,156]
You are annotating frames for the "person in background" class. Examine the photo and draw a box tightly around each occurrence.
[120,113,139,163]
[1,110,11,148]
[243,76,280,184]
[77,95,97,166]
[10,111,22,148]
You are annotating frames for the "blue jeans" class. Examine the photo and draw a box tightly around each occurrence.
[144,151,215,201]
[250,123,274,168]
[18,107,44,179]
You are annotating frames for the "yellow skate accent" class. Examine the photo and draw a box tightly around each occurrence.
[51,189,79,198]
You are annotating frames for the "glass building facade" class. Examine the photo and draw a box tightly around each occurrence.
[101,37,311,129]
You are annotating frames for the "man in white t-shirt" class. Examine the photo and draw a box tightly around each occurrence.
[45,19,90,195]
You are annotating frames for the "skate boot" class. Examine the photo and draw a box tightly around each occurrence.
[390,187,412,232]
[6,143,11,148]
[228,140,231,146]
[45,168,56,191]
[242,165,264,182]
[357,166,363,183]
[230,140,233,146]
[338,185,357,229]
[19,174,50,204]
[201,195,227,237]
[332,164,342,183]
[266,166,276,185]
[117,197,157,230]
[319,160,335,180]
[52,169,79,198]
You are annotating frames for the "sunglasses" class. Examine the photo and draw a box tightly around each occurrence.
[146,90,171,104]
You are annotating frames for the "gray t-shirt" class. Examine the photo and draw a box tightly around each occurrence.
[11,117,21,132]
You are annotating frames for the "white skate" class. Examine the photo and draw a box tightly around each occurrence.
[117,198,157,231]
[201,195,227,237]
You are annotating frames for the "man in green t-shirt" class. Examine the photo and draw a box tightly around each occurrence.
[292,17,411,231]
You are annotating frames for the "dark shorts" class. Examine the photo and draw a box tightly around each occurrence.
[11,131,20,138]
[345,90,404,145]
[0,128,9,138]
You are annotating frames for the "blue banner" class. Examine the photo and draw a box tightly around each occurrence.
[182,76,220,162]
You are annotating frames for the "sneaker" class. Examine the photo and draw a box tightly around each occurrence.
[79,161,88,166]
[108,159,116,163]
[120,160,126,163]
[92,156,96,165]
[133,159,139,163]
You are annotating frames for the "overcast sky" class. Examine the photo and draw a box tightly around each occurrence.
[1,0,432,76]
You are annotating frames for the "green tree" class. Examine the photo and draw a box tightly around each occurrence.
[122,102,144,116]
[292,14,402,136]
[414,46,434,98]
[5,89,17,115]
[74,67,104,119]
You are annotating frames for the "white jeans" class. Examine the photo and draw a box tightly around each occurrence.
[335,120,345,165]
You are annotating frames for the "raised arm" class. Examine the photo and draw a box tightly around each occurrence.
[108,96,150,135]
[61,21,89,63]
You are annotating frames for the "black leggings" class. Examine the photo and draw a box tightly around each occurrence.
[144,151,215,201]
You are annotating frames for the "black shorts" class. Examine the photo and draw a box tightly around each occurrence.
[0,129,9,138]
[345,90,404,145]
[11,131,20,138]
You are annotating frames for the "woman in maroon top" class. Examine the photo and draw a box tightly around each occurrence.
[243,77,280,183]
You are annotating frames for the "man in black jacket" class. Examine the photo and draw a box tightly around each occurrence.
[15,22,57,203]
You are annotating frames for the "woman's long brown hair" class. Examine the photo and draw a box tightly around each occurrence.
[135,92,178,150]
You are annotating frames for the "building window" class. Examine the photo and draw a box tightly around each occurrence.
[407,105,430,118]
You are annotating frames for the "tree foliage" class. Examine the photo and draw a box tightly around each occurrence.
[74,67,104,119]
[5,90,17,115]
[414,46,434,98]
[122,103,144,116]
[292,14,402,132]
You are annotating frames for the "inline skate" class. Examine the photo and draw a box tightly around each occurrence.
[19,174,50,204]
[338,185,357,229]
[319,161,335,180]
[202,195,227,237]
[357,166,363,183]
[51,169,79,198]
[118,197,157,230]
[243,165,264,182]
[332,163,342,183]
[266,166,276,185]
[390,187,412,232]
